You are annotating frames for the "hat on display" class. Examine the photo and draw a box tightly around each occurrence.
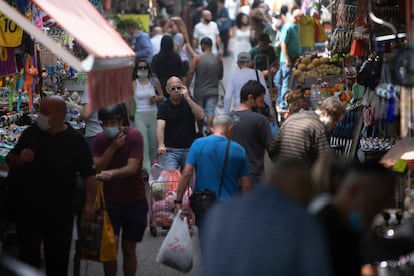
[237,52,252,63]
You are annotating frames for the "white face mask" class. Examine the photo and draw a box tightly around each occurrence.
[36,114,50,131]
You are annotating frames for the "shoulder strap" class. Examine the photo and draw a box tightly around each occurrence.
[218,138,231,197]
[255,69,259,82]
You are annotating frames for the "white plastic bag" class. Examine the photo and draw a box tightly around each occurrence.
[156,210,193,272]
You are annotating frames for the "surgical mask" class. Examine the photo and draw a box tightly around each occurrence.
[273,18,281,28]
[137,71,148,78]
[319,115,333,126]
[103,127,120,138]
[36,114,49,131]
[348,211,364,232]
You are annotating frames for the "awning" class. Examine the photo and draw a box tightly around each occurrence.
[0,0,135,110]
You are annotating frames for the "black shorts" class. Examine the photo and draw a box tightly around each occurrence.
[105,198,148,242]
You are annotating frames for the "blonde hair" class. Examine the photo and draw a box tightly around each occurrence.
[170,17,190,44]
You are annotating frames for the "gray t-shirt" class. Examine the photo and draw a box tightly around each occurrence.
[194,53,220,101]
[81,87,103,138]
[228,110,272,175]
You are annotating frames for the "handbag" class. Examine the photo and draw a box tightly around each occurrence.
[190,139,231,215]
[156,210,193,272]
[79,180,117,262]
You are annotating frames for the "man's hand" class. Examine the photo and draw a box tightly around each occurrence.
[97,170,114,181]
[157,145,167,155]
[20,148,34,163]
[81,202,95,221]
[109,132,126,151]
[180,85,191,101]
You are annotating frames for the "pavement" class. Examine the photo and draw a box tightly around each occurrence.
[68,228,201,276]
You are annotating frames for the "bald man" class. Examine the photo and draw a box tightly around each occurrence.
[192,9,223,54]
[6,96,96,275]
[156,76,204,170]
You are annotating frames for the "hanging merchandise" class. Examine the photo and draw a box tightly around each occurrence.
[392,48,414,87]
[350,17,370,58]
[22,54,37,113]
[375,61,401,122]
[357,53,383,90]
[0,13,23,47]
[299,15,315,48]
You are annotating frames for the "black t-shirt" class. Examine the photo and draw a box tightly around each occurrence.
[8,123,95,216]
[151,53,185,97]
[316,204,362,276]
[157,98,196,148]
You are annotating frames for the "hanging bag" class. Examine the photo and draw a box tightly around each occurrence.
[79,181,117,262]
[156,210,193,272]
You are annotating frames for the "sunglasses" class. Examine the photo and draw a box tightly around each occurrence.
[138,66,148,70]
[169,86,183,91]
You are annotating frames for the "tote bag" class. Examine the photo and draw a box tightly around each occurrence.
[79,181,117,262]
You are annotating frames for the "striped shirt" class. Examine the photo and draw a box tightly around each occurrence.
[271,110,331,164]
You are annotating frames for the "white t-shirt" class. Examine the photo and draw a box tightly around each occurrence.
[224,68,273,115]
[151,34,163,56]
[193,21,220,54]
[134,80,157,112]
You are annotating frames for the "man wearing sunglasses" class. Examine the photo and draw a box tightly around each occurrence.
[157,76,205,170]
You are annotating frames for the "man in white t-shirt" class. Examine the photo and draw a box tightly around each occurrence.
[150,26,163,56]
[192,9,223,55]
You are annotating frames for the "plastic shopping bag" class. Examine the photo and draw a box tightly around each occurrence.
[156,210,193,272]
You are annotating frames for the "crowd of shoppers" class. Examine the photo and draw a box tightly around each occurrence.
[4,2,412,276]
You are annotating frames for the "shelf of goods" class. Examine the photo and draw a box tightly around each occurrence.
[293,56,343,88]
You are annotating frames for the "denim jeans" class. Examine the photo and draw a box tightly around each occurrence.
[274,62,293,109]
[158,147,190,171]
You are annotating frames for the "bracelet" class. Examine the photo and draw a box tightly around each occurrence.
[174,199,182,204]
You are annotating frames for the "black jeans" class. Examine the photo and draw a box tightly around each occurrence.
[220,29,230,56]
[16,213,73,275]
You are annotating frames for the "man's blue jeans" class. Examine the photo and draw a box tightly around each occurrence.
[274,62,293,109]
[158,147,189,171]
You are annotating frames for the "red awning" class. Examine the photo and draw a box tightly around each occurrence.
[0,0,135,110]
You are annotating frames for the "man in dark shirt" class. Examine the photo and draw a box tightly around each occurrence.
[93,104,147,276]
[316,162,396,276]
[6,96,96,275]
[157,76,204,170]
[228,80,273,188]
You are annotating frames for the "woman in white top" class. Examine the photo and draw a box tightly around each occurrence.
[230,12,252,71]
[132,59,164,175]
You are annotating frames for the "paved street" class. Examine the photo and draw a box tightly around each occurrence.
[68,228,201,276]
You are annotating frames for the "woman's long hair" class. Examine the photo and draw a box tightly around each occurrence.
[158,35,175,58]
[235,12,248,29]
[170,17,190,44]
[132,59,153,80]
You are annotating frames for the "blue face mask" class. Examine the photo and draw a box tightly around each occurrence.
[137,71,148,78]
[103,127,120,138]
[348,211,364,232]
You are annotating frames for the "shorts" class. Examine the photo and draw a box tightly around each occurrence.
[200,95,218,117]
[105,198,148,242]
